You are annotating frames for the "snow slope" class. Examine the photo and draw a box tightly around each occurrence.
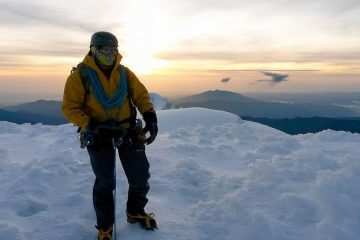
[1,107,360,240]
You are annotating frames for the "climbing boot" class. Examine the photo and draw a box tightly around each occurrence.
[97,225,113,240]
[126,210,157,230]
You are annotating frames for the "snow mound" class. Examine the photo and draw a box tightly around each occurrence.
[157,107,241,132]
[149,93,173,110]
[0,107,360,240]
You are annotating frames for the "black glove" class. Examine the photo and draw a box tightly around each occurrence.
[78,118,99,148]
[142,111,158,145]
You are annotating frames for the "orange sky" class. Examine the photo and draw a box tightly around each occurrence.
[0,0,360,103]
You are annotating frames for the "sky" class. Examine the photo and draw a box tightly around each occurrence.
[0,0,360,103]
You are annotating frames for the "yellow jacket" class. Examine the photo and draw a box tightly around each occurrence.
[62,53,154,129]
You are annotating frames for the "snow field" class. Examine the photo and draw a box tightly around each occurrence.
[0,108,360,240]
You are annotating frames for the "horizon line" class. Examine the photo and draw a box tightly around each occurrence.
[209,69,322,72]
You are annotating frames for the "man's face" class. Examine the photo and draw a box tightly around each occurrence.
[91,45,118,67]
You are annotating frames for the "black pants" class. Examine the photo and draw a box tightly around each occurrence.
[87,135,150,229]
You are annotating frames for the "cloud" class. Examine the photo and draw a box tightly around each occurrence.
[221,77,231,83]
[183,0,360,14]
[0,1,120,32]
[0,1,123,66]
[156,50,302,64]
[211,69,321,72]
[0,47,85,58]
[298,52,360,62]
[156,49,360,65]
[256,71,289,85]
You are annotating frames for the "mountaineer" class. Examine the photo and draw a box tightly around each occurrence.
[62,31,158,240]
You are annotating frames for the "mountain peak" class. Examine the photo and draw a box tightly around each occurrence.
[177,90,257,103]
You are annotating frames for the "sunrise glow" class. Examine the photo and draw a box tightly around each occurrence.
[0,0,359,100]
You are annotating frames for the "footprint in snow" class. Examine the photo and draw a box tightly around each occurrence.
[16,198,48,217]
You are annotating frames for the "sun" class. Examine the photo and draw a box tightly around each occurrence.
[113,1,174,75]
[120,49,167,75]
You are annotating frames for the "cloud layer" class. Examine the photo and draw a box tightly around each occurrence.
[257,71,289,85]
[0,0,360,95]
[221,77,231,83]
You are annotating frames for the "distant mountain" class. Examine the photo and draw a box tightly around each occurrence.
[244,92,360,106]
[243,116,360,135]
[176,90,255,103]
[4,100,64,119]
[174,90,356,118]
[0,109,66,125]
[3,91,358,135]
[1,94,174,125]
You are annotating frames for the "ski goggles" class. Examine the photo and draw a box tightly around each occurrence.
[98,46,118,55]
[90,45,118,66]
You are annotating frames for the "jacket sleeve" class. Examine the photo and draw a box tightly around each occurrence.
[126,68,155,114]
[61,71,90,129]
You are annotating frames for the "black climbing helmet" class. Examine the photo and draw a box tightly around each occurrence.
[90,31,118,48]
